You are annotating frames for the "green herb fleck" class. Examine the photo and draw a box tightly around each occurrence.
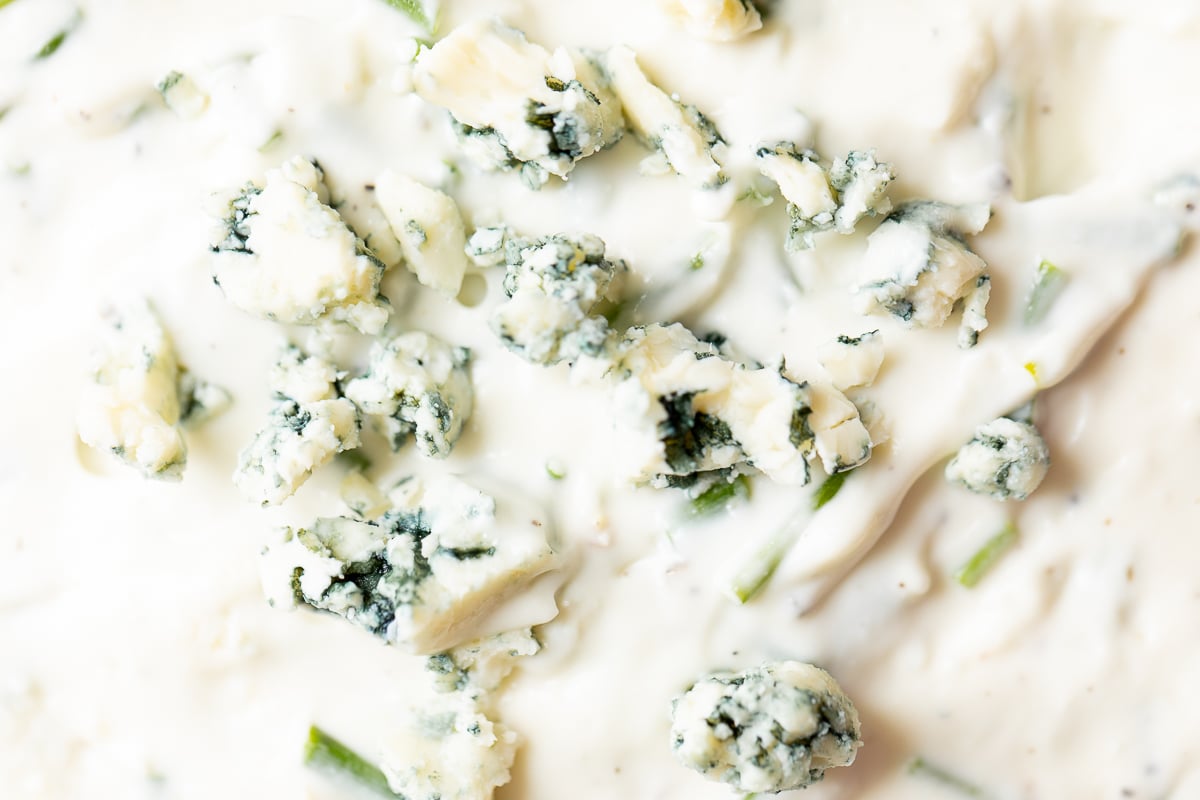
[812,470,848,511]
[545,460,566,480]
[687,474,750,519]
[379,0,436,33]
[1023,259,1069,326]
[905,756,985,797]
[955,522,1018,588]
[689,253,705,271]
[258,129,284,153]
[35,27,71,60]
[303,725,398,797]
[156,71,184,97]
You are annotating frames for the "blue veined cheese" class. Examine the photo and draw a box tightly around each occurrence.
[380,690,518,800]
[263,474,561,653]
[412,20,624,189]
[464,225,513,268]
[491,232,627,365]
[658,0,762,42]
[210,156,390,334]
[155,71,209,119]
[345,331,473,458]
[602,45,727,189]
[426,629,540,695]
[610,324,873,485]
[234,345,360,507]
[855,200,991,347]
[670,661,862,793]
[756,143,893,250]
[176,369,232,428]
[374,170,469,296]
[945,416,1050,501]
[76,301,187,479]
[610,323,741,486]
[817,330,885,391]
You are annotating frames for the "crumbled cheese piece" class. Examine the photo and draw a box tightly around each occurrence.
[945,416,1050,501]
[465,225,513,268]
[77,301,187,479]
[671,661,862,793]
[155,71,209,119]
[265,474,560,653]
[413,20,624,188]
[346,331,473,458]
[602,45,726,189]
[492,232,626,365]
[374,170,469,295]
[210,156,389,334]
[177,369,232,428]
[659,0,763,42]
[818,330,885,390]
[757,143,893,250]
[426,629,540,695]
[381,691,517,800]
[234,345,360,506]
[855,201,991,346]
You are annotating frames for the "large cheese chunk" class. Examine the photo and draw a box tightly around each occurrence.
[374,170,469,295]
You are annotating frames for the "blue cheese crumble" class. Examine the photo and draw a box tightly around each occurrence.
[491,232,627,365]
[345,331,473,458]
[756,143,893,250]
[602,45,727,189]
[374,169,469,296]
[945,416,1050,501]
[817,330,885,391]
[210,156,390,334]
[855,200,991,347]
[264,473,560,653]
[670,661,862,793]
[76,301,188,479]
[412,20,624,189]
[233,345,361,507]
[610,324,872,486]
[155,71,209,119]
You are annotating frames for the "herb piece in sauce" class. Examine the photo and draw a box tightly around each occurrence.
[303,725,398,798]
[380,0,437,34]
[1023,259,1069,325]
[905,755,985,797]
[955,522,1018,588]
[811,469,848,511]
[687,473,751,518]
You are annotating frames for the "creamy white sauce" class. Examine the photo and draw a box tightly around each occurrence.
[3,0,1200,798]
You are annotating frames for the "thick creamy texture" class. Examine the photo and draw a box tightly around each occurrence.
[3,1,1200,799]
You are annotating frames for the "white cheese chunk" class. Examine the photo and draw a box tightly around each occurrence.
[155,71,209,119]
[671,661,862,793]
[658,0,763,42]
[413,20,624,188]
[602,45,726,189]
[374,170,468,295]
[945,416,1050,501]
[345,331,473,458]
[381,691,517,800]
[210,156,389,334]
[264,474,560,653]
[76,301,187,479]
[817,330,885,390]
[233,345,360,506]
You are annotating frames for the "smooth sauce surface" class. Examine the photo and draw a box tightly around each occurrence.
[2,1,1200,798]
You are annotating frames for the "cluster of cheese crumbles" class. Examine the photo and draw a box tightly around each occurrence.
[70,9,1089,797]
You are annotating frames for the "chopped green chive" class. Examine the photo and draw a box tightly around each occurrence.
[812,470,849,511]
[258,129,284,153]
[905,756,985,797]
[380,0,436,33]
[1023,259,1069,326]
[687,474,750,519]
[303,726,398,797]
[955,522,1018,588]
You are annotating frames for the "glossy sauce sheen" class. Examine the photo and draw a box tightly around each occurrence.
[2,1,1200,798]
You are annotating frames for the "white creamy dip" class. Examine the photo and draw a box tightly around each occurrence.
[3,0,1200,798]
